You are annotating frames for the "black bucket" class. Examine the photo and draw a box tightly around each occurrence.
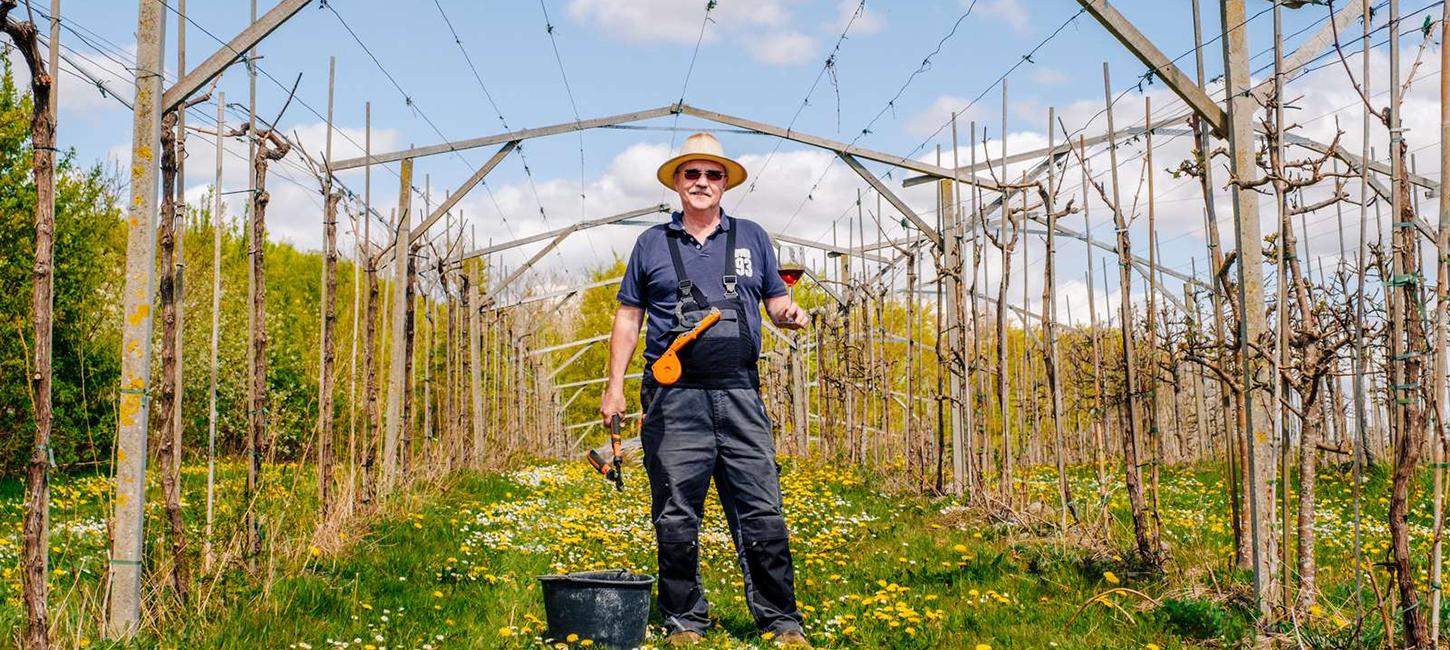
[538,569,655,649]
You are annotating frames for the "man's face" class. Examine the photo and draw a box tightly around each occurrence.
[673,159,728,213]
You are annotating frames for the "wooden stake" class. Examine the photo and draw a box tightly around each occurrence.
[1042,107,1075,529]
[245,126,290,570]
[383,159,413,493]
[469,261,485,466]
[317,56,338,517]
[205,90,223,573]
[156,105,189,601]
[1102,62,1156,564]
[6,0,58,643]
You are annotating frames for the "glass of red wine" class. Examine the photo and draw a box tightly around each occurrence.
[778,246,804,294]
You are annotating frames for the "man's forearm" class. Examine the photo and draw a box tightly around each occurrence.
[606,308,643,392]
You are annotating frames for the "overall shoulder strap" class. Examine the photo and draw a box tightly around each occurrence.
[667,230,710,319]
[722,217,738,298]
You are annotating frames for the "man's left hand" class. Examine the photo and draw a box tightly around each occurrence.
[773,301,809,330]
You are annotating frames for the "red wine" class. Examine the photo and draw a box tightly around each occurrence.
[778,267,804,287]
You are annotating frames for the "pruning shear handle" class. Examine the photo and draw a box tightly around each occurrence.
[609,413,624,491]
[587,414,625,491]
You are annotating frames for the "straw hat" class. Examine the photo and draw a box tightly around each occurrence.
[656,132,748,191]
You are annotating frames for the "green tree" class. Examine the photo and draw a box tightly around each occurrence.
[0,61,125,476]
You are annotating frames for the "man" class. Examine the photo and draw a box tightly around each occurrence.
[600,133,811,647]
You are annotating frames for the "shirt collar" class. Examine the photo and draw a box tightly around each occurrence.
[668,209,732,235]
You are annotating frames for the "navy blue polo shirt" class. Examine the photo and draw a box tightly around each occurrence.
[618,211,788,364]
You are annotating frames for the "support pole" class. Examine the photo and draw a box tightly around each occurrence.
[107,0,166,637]
[1221,0,1277,613]
[1432,1,1450,643]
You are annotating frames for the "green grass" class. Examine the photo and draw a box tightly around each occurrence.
[2,456,1448,648]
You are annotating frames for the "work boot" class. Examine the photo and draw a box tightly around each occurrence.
[774,630,811,648]
[664,629,704,646]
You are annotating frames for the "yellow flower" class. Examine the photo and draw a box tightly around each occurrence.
[580,641,594,647]
[1146,644,1161,650]
[976,644,992,650]
[567,634,579,642]
[498,627,514,637]
[1103,571,1120,585]
[433,590,443,598]
[953,544,968,553]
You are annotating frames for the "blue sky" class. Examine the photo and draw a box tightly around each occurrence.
[23,0,1447,319]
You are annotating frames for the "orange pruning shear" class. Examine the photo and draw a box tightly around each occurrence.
[586,413,625,491]
[650,307,722,385]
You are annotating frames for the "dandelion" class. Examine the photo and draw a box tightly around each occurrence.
[567,633,579,642]
[975,644,992,650]
[498,627,514,637]
[1103,571,1120,585]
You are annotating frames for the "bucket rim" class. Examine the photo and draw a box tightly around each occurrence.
[537,569,656,587]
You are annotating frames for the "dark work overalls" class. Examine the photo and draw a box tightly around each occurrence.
[640,223,804,636]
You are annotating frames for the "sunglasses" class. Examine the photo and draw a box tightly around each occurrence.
[680,169,727,182]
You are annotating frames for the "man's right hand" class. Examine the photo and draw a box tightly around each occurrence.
[600,387,627,428]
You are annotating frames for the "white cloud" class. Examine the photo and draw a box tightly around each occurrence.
[567,0,792,44]
[120,46,1445,314]
[747,29,818,66]
[975,0,1030,35]
[568,0,822,68]
[108,118,406,254]
[830,0,884,36]
[904,95,985,138]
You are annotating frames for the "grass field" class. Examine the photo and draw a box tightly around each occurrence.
[0,453,1444,648]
